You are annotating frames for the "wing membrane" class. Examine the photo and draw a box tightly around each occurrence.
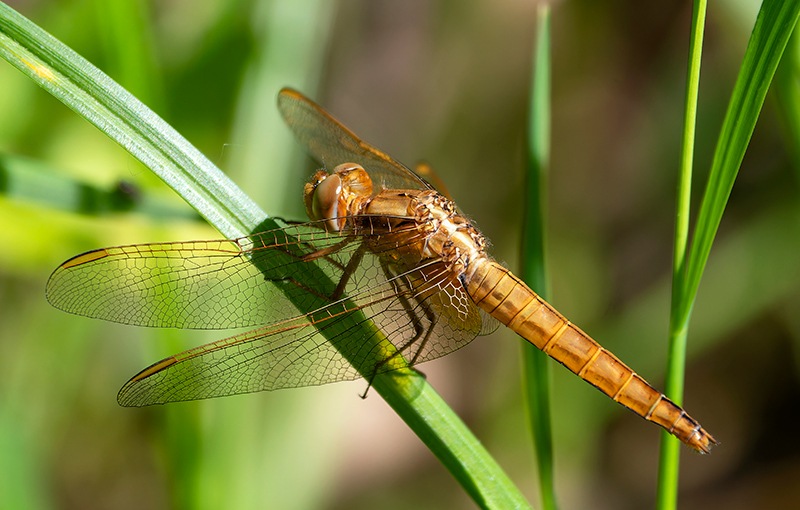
[47,219,409,329]
[49,217,490,403]
[278,88,432,192]
[117,258,484,405]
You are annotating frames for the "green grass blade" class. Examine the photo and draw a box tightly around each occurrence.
[657,0,707,507]
[0,4,532,508]
[658,1,800,508]
[681,0,800,318]
[521,5,557,510]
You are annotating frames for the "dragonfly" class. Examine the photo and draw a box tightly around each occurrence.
[47,88,716,453]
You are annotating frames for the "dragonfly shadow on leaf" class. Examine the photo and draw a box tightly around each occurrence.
[244,216,426,399]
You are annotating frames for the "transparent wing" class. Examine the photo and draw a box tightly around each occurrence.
[278,88,434,192]
[48,218,488,404]
[46,221,370,329]
[115,258,484,406]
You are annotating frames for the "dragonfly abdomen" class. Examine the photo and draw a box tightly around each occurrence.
[466,259,717,453]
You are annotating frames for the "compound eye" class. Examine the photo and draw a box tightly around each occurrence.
[311,173,343,230]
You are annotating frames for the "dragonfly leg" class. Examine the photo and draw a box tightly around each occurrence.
[301,236,353,263]
[279,239,366,301]
[330,242,367,300]
[255,234,361,301]
[360,262,438,397]
[253,228,354,272]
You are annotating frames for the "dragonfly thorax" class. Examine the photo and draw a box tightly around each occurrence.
[359,185,490,282]
[411,192,489,278]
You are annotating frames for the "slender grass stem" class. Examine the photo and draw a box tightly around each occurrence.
[657,1,707,507]
[522,4,557,510]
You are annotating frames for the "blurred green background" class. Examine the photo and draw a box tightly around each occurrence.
[1,1,799,509]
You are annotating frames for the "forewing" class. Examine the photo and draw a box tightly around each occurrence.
[47,221,387,329]
[278,88,432,192]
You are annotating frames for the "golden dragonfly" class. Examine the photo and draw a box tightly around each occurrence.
[47,88,716,453]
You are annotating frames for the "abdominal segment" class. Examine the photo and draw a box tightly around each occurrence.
[466,258,716,453]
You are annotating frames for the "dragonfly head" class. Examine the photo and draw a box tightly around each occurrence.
[304,163,374,231]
